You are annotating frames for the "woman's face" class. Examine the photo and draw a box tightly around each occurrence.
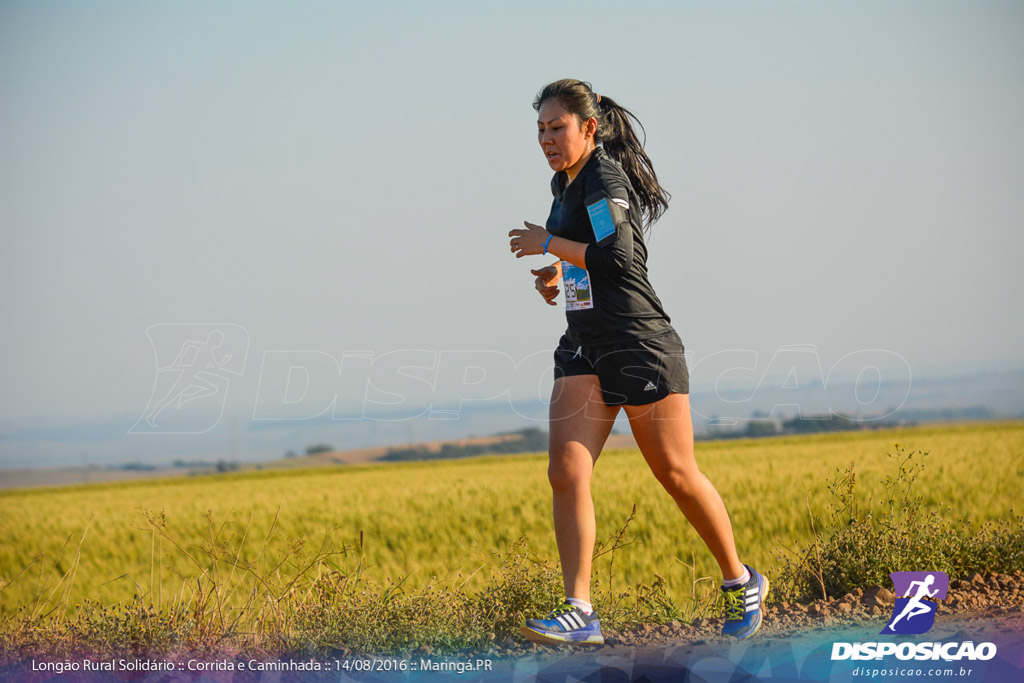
[537,98,596,180]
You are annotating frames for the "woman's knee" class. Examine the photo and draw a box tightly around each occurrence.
[652,463,703,499]
[547,445,593,493]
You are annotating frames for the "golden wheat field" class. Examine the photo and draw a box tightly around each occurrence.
[1,420,1022,617]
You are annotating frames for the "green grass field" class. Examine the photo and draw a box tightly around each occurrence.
[2,420,1021,623]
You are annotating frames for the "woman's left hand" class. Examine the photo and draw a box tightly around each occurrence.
[508,221,551,258]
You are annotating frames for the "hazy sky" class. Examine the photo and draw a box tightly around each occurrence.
[2,1,1022,427]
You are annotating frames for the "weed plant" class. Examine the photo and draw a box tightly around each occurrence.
[773,444,1024,603]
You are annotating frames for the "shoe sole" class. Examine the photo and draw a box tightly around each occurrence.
[520,625,604,646]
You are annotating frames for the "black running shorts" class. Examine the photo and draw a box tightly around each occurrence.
[553,329,690,406]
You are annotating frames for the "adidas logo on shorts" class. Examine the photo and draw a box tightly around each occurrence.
[643,381,657,392]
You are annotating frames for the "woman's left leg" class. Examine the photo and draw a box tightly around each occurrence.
[622,392,745,581]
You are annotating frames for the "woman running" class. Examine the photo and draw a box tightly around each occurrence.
[508,79,767,645]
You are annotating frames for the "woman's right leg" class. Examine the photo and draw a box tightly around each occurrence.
[548,374,620,602]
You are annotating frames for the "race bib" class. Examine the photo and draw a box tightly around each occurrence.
[561,261,594,311]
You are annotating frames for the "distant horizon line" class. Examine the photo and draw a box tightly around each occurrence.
[2,363,1023,428]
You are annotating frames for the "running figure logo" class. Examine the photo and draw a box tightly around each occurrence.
[880,571,949,635]
[130,324,249,434]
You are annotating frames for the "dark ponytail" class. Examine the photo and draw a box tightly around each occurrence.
[533,79,671,229]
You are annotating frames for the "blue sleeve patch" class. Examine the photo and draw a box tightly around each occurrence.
[586,198,617,243]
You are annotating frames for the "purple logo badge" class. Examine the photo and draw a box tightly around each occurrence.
[880,571,949,635]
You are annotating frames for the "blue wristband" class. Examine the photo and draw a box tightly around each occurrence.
[542,234,554,254]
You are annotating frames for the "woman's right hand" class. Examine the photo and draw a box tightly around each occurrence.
[531,263,562,306]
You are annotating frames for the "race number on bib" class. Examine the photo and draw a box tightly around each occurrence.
[561,261,594,311]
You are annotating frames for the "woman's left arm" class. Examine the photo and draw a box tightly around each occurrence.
[508,222,588,269]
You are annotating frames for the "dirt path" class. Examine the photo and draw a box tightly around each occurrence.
[473,571,1024,681]
[602,570,1024,647]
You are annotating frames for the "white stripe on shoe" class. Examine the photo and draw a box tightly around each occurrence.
[746,584,761,611]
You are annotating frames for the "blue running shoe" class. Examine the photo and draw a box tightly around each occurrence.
[721,565,769,639]
[521,601,604,645]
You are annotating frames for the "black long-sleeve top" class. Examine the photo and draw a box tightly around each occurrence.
[544,145,674,346]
